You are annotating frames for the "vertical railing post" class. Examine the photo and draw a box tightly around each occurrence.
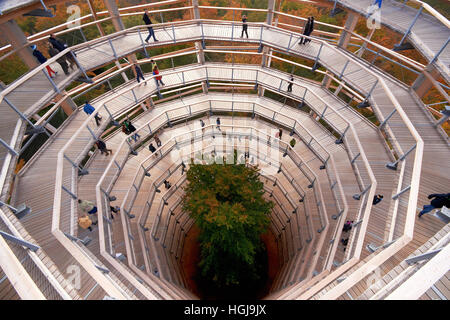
[70,51,90,81]
[108,38,118,60]
[0,138,19,156]
[430,36,450,64]
[103,104,119,126]
[311,43,323,71]
[42,69,61,94]
[394,7,423,49]
[137,28,149,58]
[379,108,397,129]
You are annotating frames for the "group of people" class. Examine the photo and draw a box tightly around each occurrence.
[299,17,315,45]
[31,33,77,78]
[134,59,165,87]
[148,133,162,156]
[122,118,140,142]
[77,199,120,232]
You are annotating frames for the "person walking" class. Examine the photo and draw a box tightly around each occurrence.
[342,220,353,232]
[373,194,383,205]
[122,122,131,141]
[110,206,120,220]
[150,59,158,71]
[153,66,165,86]
[154,134,162,147]
[134,63,146,85]
[216,117,221,131]
[276,128,283,140]
[78,199,98,215]
[48,45,69,75]
[124,119,140,142]
[31,45,57,78]
[181,161,186,175]
[287,75,294,92]
[299,17,311,45]
[418,193,450,218]
[143,9,158,43]
[241,15,249,38]
[78,214,97,232]
[48,33,76,69]
[305,17,314,44]
[163,180,172,189]
[149,143,157,154]
[83,101,102,126]
[200,119,205,133]
[95,139,112,156]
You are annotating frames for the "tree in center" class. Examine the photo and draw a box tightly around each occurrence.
[182,153,273,292]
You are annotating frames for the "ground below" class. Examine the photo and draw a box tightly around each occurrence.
[180,224,280,300]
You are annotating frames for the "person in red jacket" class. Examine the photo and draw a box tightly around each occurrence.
[153,66,165,86]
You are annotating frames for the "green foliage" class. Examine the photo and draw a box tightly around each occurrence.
[282,1,305,11]
[290,138,296,148]
[183,154,273,287]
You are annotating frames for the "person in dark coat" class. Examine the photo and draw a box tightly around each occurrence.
[31,45,57,78]
[287,75,294,92]
[200,119,205,133]
[418,193,450,218]
[216,117,221,131]
[49,34,66,51]
[373,194,384,205]
[49,34,76,69]
[241,15,248,38]
[276,128,283,140]
[305,17,314,44]
[143,9,158,42]
[95,139,112,156]
[134,63,146,85]
[48,45,69,75]
[149,143,157,154]
[299,17,311,45]
[124,119,140,142]
[342,220,353,232]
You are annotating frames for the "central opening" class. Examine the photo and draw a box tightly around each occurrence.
[179,152,281,299]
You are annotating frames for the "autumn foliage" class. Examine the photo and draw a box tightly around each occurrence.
[182,154,273,288]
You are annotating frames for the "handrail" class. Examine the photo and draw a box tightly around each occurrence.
[0,207,73,299]
[0,230,46,300]
[404,0,450,28]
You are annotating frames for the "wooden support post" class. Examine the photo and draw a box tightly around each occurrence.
[87,0,105,36]
[412,65,441,99]
[267,0,276,25]
[338,11,359,49]
[56,92,76,116]
[0,20,39,69]
[103,0,125,32]
[192,0,200,20]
